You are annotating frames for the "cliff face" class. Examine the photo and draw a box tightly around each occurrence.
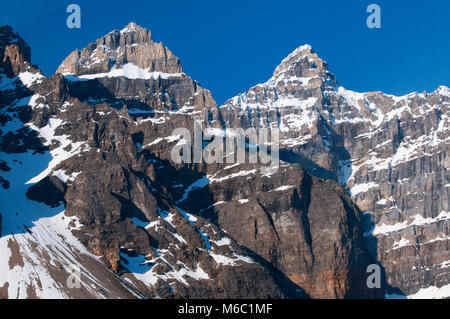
[0,22,447,299]
[217,45,450,297]
[56,22,182,75]
[182,163,380,298]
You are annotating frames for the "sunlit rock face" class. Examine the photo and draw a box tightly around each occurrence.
[218,42,450,298]
[57,22,182,75]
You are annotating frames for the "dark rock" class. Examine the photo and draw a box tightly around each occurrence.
[26,176,67,207]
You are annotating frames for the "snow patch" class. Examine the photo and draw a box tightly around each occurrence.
[67,63,183,81]
[350,182,379,196]
[408,283,450,299]
[18,71,44,87]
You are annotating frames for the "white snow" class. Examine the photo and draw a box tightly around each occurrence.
[167,262,209,284]
[67,63,183,81]
[209,169,257,183]
[26,118,88,184]
[436,85,450,97]
[120,252,210,288]
[143,135,181,148]
[349,182,379,196]
[372,211,450,236]
[279,110,316,131]
[0,147,112,298]
[210,253,254,267]
[53,169,81,183]
[18,71,44,87]
[338,87,365,113]
[391,238,411,250]
[213,238,231,246]
[407,283,450,299]
[28,94,48,109]
[425,235,450,244]
[438,260,450,269]
[120,22,139,33]
[270,185,295,192]
[175,206,198,225]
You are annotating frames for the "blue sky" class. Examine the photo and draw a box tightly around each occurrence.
[1,0,449,104]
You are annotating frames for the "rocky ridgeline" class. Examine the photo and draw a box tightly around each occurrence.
[0,22,447,299]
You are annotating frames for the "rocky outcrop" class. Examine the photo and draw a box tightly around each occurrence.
[56,22,181,75]
[0,26,31,76]
[26,176,67,207]
[216,45,450,297]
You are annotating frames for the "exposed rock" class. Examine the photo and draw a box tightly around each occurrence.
[0,25,31,76]
[26,176,67,207]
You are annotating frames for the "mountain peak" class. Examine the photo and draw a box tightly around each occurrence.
[0,25,34,77]
[56,23,181,76]
[120,22,144,33]
[290,44,314,56]
[436,85,450,97]
[272,44,328,79]
[0,25,18,42]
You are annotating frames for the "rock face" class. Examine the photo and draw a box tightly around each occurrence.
[0,22,447,299]
[180,163,381,298]
[216,45,450,297]
[0,26,142,299]
[0,26,32,76]
[57,22,181,75]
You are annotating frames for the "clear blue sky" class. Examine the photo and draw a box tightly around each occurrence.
[1,0,449,104]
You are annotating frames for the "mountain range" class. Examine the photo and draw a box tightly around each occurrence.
[0,22,448,299]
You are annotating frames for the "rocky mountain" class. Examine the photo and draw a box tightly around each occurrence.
[217,44,450,298]
[0,22,447,299]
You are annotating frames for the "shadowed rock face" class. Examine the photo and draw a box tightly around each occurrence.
[180,163,382,298]
[0,26,32,76]
[1,22,447,299]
